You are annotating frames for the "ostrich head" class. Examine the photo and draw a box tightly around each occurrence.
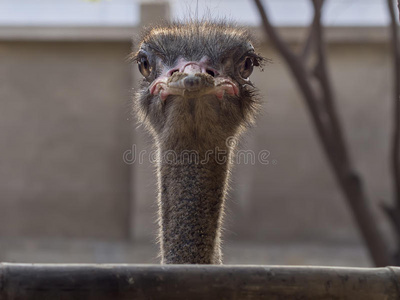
[133,22,264,264]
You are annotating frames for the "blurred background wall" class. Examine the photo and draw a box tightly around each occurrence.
[0,0,395,266]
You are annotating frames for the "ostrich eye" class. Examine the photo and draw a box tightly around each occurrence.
[138,56,152,78]
[240,57,254,79]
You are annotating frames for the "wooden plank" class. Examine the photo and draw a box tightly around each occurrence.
[0,263,399,299]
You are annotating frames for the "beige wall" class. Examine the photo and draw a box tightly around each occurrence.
[0,35,394,250]
[0,41,132,239]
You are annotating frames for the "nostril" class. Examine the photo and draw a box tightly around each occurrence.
[206,69,216,77]
[169,69,179,76]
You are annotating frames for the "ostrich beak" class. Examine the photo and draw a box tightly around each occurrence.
[181,75,203,91]
[150,60,239,101]
[167,72,214,94]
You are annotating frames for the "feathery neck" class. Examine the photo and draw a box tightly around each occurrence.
[157,138,233,264]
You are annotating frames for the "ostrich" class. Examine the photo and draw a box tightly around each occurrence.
[133,21,264,264]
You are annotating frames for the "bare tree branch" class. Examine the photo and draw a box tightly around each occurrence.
[300,24,315,61]
[398,0,400,22]
[384,0,400,264]
[389,0,400,214]
[311,0,350,166]
[253,0,394,267]
[300,4,320,61]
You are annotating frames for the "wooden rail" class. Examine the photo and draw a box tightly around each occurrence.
[0,263,399,299]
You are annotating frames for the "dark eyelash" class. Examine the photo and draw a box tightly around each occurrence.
[127,50,148,64]
[126,52,138,63]
[245,52,269,67]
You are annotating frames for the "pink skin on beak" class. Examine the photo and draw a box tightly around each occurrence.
[149,57,239,101]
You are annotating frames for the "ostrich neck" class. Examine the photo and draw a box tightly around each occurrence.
[158,142,231,264]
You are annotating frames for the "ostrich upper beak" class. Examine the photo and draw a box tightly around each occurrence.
[150,60,239,101]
